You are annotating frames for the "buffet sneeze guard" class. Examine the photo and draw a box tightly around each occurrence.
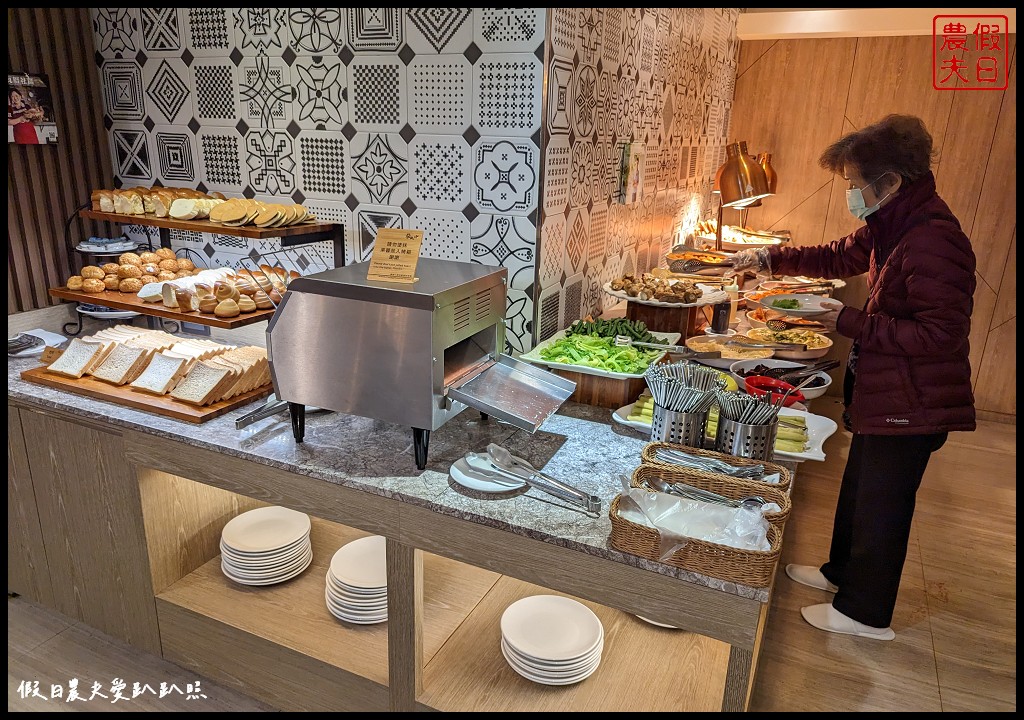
[267,259,575,469]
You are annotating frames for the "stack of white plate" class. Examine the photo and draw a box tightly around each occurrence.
[220,506,312,586]
[500,595,604,685]
[325,535,387,624]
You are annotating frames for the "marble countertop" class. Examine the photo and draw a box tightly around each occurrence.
[8,353,771,602]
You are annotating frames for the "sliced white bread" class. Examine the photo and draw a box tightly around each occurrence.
[170,360,230,406]
[81,341,117,376]
[45,339,109,379]
[91,344,150,386]
[131,352,190,395]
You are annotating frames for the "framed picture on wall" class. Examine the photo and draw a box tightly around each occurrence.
[8,72,58,145]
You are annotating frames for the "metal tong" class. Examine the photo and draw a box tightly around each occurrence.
[777,359,840,382]
[471,444,602,514]
[724,337,808,351]
[613,335,722,359]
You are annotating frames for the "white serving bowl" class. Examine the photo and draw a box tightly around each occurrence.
[728,358,832,400]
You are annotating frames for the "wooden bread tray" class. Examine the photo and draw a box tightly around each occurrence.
[20,365,272,424]
[79,209,339,241]
[48,287,275,329]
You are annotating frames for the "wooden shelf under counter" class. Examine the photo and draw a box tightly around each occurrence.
[156,517,501,712]
[79,209,342,245]
[48,287,275,329]
[418,575,729,712]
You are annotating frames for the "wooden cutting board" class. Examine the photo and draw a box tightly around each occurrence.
[20,365,272,424]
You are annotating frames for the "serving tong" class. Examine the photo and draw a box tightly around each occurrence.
[463,444,602,514]
[764,318,826,331]
[641,475,766,511]
[776,359,840,383]
[613,336,721,359]
[652,447,765,479]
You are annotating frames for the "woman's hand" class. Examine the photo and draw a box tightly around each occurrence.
[816,298,846,333]
[728,248,771,276]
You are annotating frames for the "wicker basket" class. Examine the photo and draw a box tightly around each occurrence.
[608,495,783,587]
[641,441,792,494]
[630,464,791,528]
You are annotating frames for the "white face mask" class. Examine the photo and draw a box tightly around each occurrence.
[846,174,891,220]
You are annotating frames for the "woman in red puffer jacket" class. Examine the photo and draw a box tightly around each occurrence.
[731,114,976,642]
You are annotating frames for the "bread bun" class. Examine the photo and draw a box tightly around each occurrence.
[118,252,143,267]
[66,275,84,290]
[140,275,158,285]
[155,247,176,260]
[117,264,143,279]
[267,288,283,304]
[214,298,240,318]
[101,262,120,275]
[172,270,190,279]
[139,251,161,264]
[234,276,257,295]
[197,297,219,314]
[158,258,180,272]
[214,280,240,302]
[177,258,196,271]
[82,278,105,293]
[253,274,274,292]
[103,275,121,290]
[157,270,177,281]
[237,294,257,313]
[175,288,196,312]
[119,278,143,293]
[142,263,160,276]
[81,265,105,280]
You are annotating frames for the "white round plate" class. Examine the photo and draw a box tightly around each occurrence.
[326,586,388,607]
[611,403,652,433]
[222,548,312,579]
[501,643,599,685]
[329,536,387,590]
[76,307,141,319]
[501,637,603,671]
[221,506,311,554]
[220,537,310,565]
[749,293,833,317]
[449,457,526,494]
[500,595,604,662]
[502,646,602,679]
[325,590,388,612]
[222,552,312,586]
[222,547,312,574]
[635,615,680,629]
[328,570,386,595]
[221,531,309,557]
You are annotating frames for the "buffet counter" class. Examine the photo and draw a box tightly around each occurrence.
[8,339,786,711]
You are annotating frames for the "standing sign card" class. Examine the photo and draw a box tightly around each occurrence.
[8,72,58,144]
[366,228,424,283]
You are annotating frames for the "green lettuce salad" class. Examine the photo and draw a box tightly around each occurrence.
[538,335,661,374]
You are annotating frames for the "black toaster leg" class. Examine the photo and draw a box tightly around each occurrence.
[289,403,306,443]
[412,427,430,470]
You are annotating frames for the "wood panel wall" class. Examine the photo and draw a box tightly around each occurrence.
[730,35,1017,419]
[8,8,114,314]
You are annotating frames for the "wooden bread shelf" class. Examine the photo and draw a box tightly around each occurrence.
[418,574,729,712]
[19,365,273,424]
[156,517,501,711]
[48,287,275,329]
[79,208,341,244]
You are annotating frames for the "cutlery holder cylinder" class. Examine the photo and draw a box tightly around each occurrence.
[714,417,778,461]
[650,404,708,448]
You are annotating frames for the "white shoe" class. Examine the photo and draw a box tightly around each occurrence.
[786,564,838,593]
[800,603,896,641]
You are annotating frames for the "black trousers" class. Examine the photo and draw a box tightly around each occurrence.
[819,432,947,628]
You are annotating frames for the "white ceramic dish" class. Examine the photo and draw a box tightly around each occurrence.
[501,643,600,685]
[601,281,728,309]
[502,637,603,671]
[328,571,386,595]
[500,595,604,662]
[76,306,141,320]
[220,541,311,569]
[519,329,681,380]
[222,548,313,579]
[611,403,837,462]
[744,328,833,361]
[221,506,312,554]
[502,640,602,677]
[220,532,309,557]
[221,552,312,586]
[635,615,680,629]
[749,293,834,318]
[329,535,387,590]
[449,457,526,494]
[727,359,832,400]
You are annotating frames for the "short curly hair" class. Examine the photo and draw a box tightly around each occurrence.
[819,114,937,183]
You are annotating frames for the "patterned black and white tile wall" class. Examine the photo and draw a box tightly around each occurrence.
[537,8,739,340]
[92,7,544,353]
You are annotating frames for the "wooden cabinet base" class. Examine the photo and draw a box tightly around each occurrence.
[626,302,711,339]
